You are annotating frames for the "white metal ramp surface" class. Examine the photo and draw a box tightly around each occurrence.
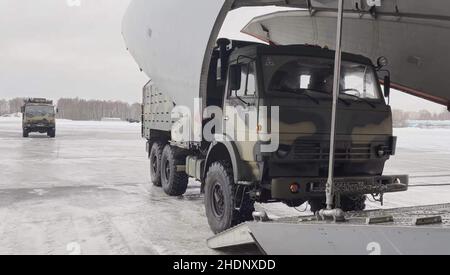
[207,204,450,255]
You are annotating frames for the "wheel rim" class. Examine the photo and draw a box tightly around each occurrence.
[211,182,225,218]
[151,155,158,174]
[164,159,170,180]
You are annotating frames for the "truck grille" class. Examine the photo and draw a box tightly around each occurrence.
[292,142,379,161]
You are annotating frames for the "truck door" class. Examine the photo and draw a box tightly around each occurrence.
[223,61,258,160]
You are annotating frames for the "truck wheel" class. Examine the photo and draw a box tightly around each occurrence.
[204,161,255,234]
[160,145,188,196]
[341,195,367,212]
[308,198,326,214]
[284,200,306,208]
[23,130,29,138]
[149,142,164,187]
[47,129,56,138]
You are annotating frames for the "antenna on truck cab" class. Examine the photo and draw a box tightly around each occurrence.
[319,0,346,222]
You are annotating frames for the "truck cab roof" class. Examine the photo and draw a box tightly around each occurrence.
[24,98,54,106]
[229,43,374,67]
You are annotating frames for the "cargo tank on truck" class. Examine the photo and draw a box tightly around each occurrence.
[21,98,57,138]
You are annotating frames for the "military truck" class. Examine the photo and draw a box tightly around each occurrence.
[137,39,408,233]
[21,98,56,138]
[120,0,450,255]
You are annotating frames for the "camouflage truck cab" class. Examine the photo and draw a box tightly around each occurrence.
[227,44,404,211]
[21,98,56,138]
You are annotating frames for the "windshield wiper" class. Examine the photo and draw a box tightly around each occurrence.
[305,88,351,106]
[339,92,376,108]
[272,88,320,105]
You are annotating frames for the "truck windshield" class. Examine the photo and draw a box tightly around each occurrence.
[26,106,55,116]
[263,55,381,101]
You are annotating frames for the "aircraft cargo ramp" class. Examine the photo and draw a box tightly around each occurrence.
[208,204,450,255]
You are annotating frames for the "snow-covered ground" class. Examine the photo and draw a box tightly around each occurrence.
[0,112,21,118]
[0,117,450,255]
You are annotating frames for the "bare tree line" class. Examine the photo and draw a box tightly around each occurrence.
[2,97,449,125]
[393,108,450,127]
[57,98,141,121]
[0,98,24,115]
[1,97,141,121]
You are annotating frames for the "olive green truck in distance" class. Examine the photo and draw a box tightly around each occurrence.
[21,98,56,138]
[140,40,409,234]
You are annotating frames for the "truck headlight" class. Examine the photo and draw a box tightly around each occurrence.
[377,145,386,157]
[276,145,291,159]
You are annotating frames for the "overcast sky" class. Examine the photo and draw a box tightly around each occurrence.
[0,0,445,113]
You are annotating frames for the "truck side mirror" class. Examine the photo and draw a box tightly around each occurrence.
[21,106,25,113]
[228,64,242,91]
[384,75,391,98]
[377,56,389,70]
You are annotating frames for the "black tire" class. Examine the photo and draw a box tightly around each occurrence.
[283,200,306,208]
[47,129,56,138]
[160,145,188,196]
[149,142,164,187]
[309,195,367,213]
[341,195,367,212]
[204,161,255,234]
[23,130,29,138]
[308,198,326,214]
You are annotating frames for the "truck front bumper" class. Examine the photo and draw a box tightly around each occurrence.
[25,124,54,133]
[271,175,409,201]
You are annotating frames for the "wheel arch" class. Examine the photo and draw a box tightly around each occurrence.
[146,130,170,157]
[202,139,242,192]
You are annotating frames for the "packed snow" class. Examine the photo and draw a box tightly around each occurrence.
[1,116,450,254]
